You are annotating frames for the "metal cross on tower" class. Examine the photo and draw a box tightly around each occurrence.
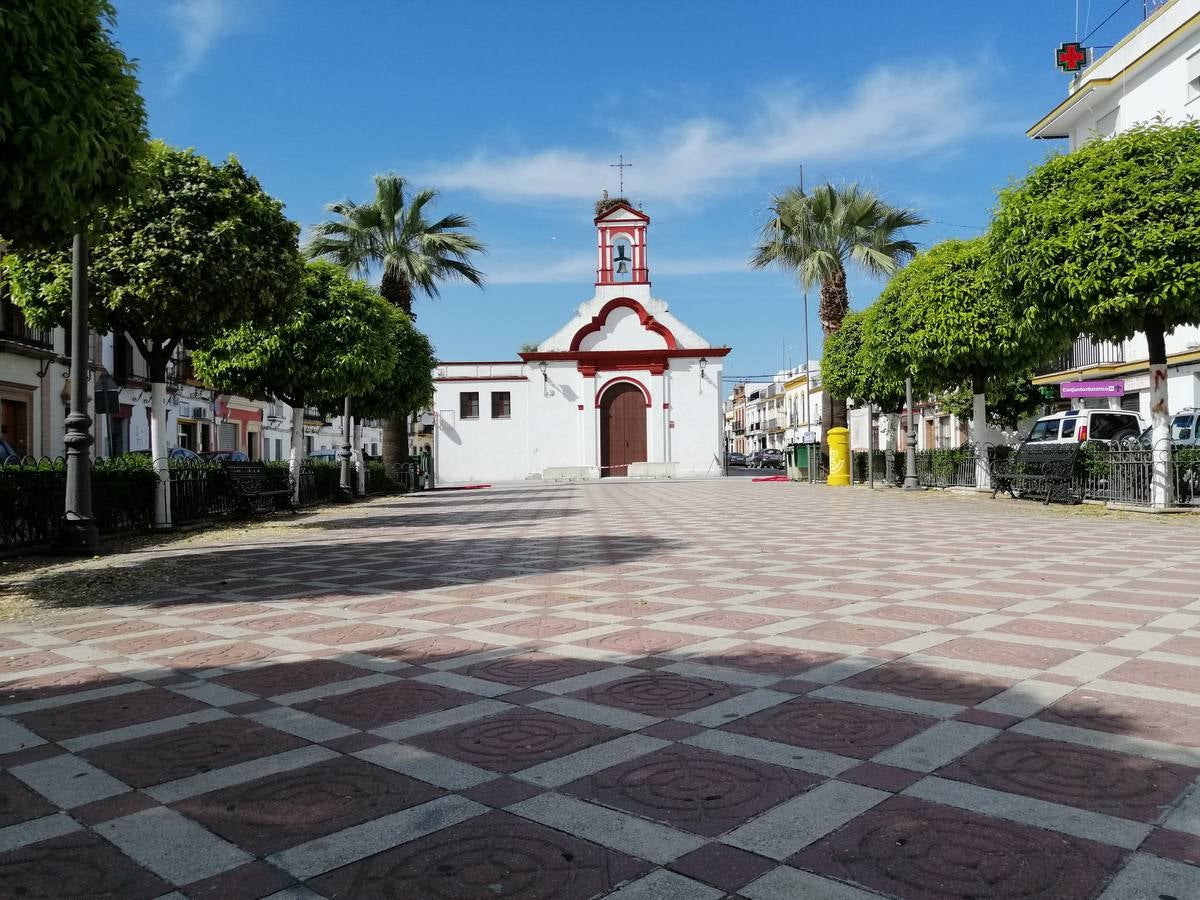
[609,154,632,195]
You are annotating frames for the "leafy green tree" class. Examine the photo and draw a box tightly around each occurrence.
[941,373,1044,433]
[752,183,925,435]
[991,121,1200,506]
[192,262,408,502]
[1,0,146,248]
[6,142,302,524]
[306,174,485,468]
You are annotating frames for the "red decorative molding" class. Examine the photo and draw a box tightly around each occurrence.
[567,298,678,352]
[593,201,650,224]
[434,376,529,382]
[595,376,652,408]
[579,365,597,378]
[577,404,584,411]
[521,348,730,364]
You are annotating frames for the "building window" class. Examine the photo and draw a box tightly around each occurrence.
[491,391,511,419]
[460,392,480,419]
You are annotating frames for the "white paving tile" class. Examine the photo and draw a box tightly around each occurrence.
[1099,852,1200,900]
[742,865,886,900]
[12,753,129,808]
[724,781,889,860]
[355,742,496,790]
[683,727,858,778]
[97,806,252,884]
[605,869,724,900]
[516,734,668,788]
[0,813,79,854]
[871,721,998,772]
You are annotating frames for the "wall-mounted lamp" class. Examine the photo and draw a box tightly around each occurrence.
[538,361,548,382]
[699,357,708,377]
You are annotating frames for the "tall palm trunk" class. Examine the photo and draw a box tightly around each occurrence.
[382,414,409,469]
[381,269,415,318]
[820,266,850,431]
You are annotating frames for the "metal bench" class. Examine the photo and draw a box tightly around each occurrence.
[221,461,293,515]
[991,443,1081,505]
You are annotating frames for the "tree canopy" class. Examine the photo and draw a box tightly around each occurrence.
[820,306,906,411]
[883,237,1057,393]
[991,120,1200,358]
[306,174,486,317]
[4,142,302,377]
[1,0,147,249]
[192,262,405,412]
[352,318,436,422]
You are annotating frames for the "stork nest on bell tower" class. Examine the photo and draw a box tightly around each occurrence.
[595,195,630,217]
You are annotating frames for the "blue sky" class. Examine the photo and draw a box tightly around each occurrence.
[113,0,1152,383]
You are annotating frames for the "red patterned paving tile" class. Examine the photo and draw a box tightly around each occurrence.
[485,615,594,639]
[693,642,841,678]
[784,621,916,648]
[433,583,523,601]
[989,617,1127,644]
[410,709,620,773]
[923,637,1078,670]
[162,641,276,671]
[752,594,849,614]
[375,635,493,666]
[1039,689,1200,747]
[671,610,783,631]
[578,672,738,717]
[238,611,340,631]
[921,592,1008,610]
[562,744,820,836]
[574,578,666,594]
[98,629,219,655]
[294,680,472,729]
[0,771,56,827]
[458,652,603,688]
[822,582,899,598]
[659,585,746,603]
[499,591,588,608]
[1105,658,1200,694]
[52,620,155,641]
[585,599,682,618]
[182,603,277,621]
[14,688,207,741]
[869,605,972,627]
[1083,589,1190,609]
[0,636,30,652]
[69,790,159,826]
[348,596,428,616]
[1039,602,1162,626]
[1140,828,1200,867]
[82,717,307,787]
[411,605,504,626]
[842,662,1015,706]
[0,831,171,899]
[0,650,71,675]
[725,574,808,590]
[584,627,697,656]
[174,756,443,855]
[841,762,924,793]
[937,732,1198,822]
[669,843,776,892]
[791,795,1125,900]
[180,860,293,900]
[290,623,403,645]
[1157,635,1200,657]
[724,696,935,759]
[215,658,369,697]
[307,809,650,899]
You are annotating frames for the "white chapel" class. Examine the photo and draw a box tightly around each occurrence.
[431,197,730,483]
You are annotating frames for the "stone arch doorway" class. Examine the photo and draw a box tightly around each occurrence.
[599,382,647,477]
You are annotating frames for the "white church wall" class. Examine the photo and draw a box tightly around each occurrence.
[666,359,724,477]
[531,360,587,473]
[433,376,531,483]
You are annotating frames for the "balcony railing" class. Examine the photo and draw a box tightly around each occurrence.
[1037,336,1125,374]
[0,299,52,349]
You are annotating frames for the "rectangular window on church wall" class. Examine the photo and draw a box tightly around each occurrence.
[460,392,479,419]
[491,392,511,419]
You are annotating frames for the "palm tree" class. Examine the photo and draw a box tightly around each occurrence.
[752,182,925,431]
[307,174,485,467]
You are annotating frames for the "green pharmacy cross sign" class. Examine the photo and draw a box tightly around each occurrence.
[1056,41,1089,73]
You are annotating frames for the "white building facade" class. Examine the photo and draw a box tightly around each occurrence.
[432,200,729,483]
[1029,0,1200,420]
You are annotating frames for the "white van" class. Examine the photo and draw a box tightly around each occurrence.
[1022,408,1144,445]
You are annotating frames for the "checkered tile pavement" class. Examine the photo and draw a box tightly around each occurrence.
[3,481,1200,898]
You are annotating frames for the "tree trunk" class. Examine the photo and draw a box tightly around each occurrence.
[147,351,172,529]
[382,413,410,470]
[971,370,990,490]
[380,268,415,318]
[819,267,850,437]
[1146,318,1172,508]
[883,412,900,484]
[354,418,366,494]
[289,400,305,505]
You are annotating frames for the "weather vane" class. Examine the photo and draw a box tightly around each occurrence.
[610,154,632,195]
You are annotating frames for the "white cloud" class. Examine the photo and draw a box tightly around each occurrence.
[422,65,994,204]
[165,0,241,91]
[487,252,750,285]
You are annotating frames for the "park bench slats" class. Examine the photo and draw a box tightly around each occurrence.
[991,443,1081,505]
[221,461,293,516]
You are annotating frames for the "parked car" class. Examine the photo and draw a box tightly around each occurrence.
[746,450,764,467]
[1022,409,1144,446]
[726,451,746,467]
[761,448,786,469]
[129,447,204,462]
[307,451,340,462]
[199,450,249,463]
[1139,408,1200,449]
[0,438,20,463]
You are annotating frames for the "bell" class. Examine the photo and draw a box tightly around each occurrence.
[616,260,629,274]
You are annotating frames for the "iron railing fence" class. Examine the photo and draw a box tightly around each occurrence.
[169,462,238,524]
[1072,443,1200,507]
[913,446,979,488]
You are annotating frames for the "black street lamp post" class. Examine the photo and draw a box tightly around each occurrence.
[903,376,921,491]
[59,228,99,552]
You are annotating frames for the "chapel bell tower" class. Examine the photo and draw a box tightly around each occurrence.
[594,192,650,286]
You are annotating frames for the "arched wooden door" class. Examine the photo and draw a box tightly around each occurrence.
[600,382,647,477]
